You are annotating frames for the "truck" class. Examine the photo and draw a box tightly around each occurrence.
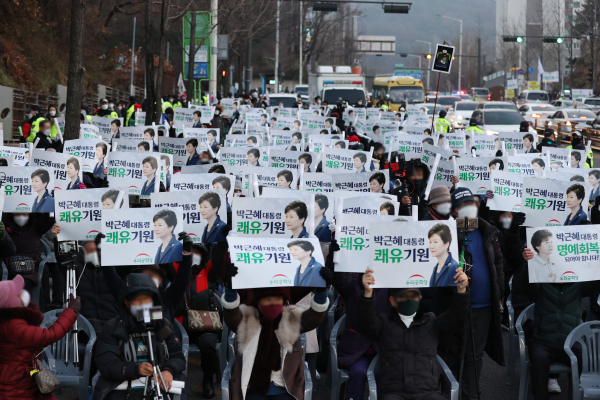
[308,65,367,105]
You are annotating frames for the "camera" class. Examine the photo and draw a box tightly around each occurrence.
[58,241,79,256]
[136,305,163,324]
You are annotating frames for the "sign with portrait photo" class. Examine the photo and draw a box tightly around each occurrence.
[171,173,235,200]
[498,132,525,153]
[432,44,455,74]
[332,170,390,193]
[456,156,497,195]
[0,166,56,212]
[64,139,110,174]
[302,172,333,192]
[322,148,374,174]
[79,124,101,140]
[113,139,153,152]
[107,152,160,198]
[0,146,30,166]
[32,150,83,191]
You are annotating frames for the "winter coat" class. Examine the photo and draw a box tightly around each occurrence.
[0,303,77,400]
[3,214,55,285]
[0,231,16,259]
[93,273,186,400]
[512,263,600,348]
[435,217,506,367]
[222,292,328,400]
[296,294,319,353]
[358,290,469,396]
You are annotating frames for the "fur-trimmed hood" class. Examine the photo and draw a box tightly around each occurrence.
[0,303,43,326]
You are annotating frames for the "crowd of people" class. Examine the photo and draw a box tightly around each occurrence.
[0,90,599,400]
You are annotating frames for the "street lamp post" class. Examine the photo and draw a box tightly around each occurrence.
[438,15,463,92]
[407,54,421,69]
[415,39,431,89]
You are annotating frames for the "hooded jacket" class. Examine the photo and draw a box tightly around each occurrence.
[0,303,77,400]
[93,273,186,400]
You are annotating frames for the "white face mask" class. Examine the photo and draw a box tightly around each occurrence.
[14,215,29,227]
[101,104,108,110]
[192,254,202,266]
[27,113,33,119]
[49,111,56,117]
[85,252,100,267]
[215,110,220,115]
[43,129,51,136]
[500,218,512,230]
[457,205,478,219]
[435,202,451,216]
[152,277,160,288]
[20,290,30,307]
[109,104,114,109]
[129,301,154,318]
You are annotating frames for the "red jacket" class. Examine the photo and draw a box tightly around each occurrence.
[0,304,77,400]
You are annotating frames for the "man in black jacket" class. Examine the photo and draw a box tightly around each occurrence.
[536,129,558,152]
[358,268,469,400]
[93,273,186,400]
[436,187,505,400]
[0,221,16,259]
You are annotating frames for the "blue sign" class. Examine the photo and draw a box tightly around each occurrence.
[185,62,208,80]
[394,70,423,80]
[528,67,534,74]
[518,69,524,75]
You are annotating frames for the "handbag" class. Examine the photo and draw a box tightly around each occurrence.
[7,256,35,275]
[185,290,222,333]
[31,358,60,394]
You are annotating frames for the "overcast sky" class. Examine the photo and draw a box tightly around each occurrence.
[354,0,497,74]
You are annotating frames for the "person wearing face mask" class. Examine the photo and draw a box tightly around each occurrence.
[358,268,469,400]
[96,99,118,118]
[23,104,45,143]
[566,130,593,167]
[33,120,62,151]
[435,187,505,400]
[0,275,80,400]
[221,264,330,400]
[45,106,60,139]
[211,104,224,131]
[422,186,452,220]
[94,273,186,400]
[2,214,55,293]
[174,243,222,398]
[396,160,431,219]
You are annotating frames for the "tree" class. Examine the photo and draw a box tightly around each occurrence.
[64,0,87,140]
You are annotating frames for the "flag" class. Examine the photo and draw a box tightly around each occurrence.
[177,73,185,94]
[538,59,545,83]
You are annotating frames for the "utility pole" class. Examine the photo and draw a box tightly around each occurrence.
[299,1,303,84]
[209,0,218,103]
[275,0,280,93]
[245,35,252,92]
[415,40,431,90]
[130,17,136,96]
[477,37,481,86]
[65,0,86,140]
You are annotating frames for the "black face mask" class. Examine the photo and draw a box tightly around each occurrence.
[572,136,582,146]
[412,178,424,190]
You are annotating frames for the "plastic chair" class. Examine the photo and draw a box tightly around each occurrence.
[585,297,599,322]
[40,309,96,400]
[505,292,518,385]
[516,304,573,400]
[329,314,348,400]
[325,296,339,386]
[174,320,190,376]
[564,321,600,400]
[1,261,7,281]
[367,354,459,400]
[32,241,51,306]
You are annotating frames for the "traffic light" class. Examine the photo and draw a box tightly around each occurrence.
[588,69,593,83]
[543,37,564,43]
[503,36,524,43]
[312,3,337,12]
[222,70,226,77]
[383,4,410,13]
[425,54,432,59]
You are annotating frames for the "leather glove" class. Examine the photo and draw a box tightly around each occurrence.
[0,221,6,240]
[178,231,193,252]
[95,233,105,247]
[224,263,238,287]
[319,265,333,287]
[330,238,341,253]
[485,190,494,200]
[67,294,81,315]
[512,212,526,227]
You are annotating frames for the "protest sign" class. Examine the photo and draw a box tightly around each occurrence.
[396,134,428,160]
[273,117,302,130]
[89,116,123,140]
[506,155,546,175]
[269,130,306,147]
[55,188,125,240]
[269,150,320,172]
[302,172,333,192]
[488,170,524,212]
[80,124,101,139]
[332,170,390,193]
[151,189,227,244]
[55,116,65,134]
[545,170,589,183]
[421,144,453,170]
[322,148,374,174]
[0,146,29,166]
[107,152,160,198]
[301,116,336,131]
[191,106,215,124]
[64,139,109,174]
[173,107,196,135]
[228,237,326,289]
[334,214,398,273]
[119,126,147,141]
[380,111,400,122]
[220,146,269,169]
[456,156,495,195]
[432,44,455,74]
[472,134,499,156]
[232,166,299,192]
[113,139,153,152]
[444,131,467,154]
[0,166,55,212]
[526,226,600,283]
[225,137,258,147]
[244,112,264,126]
[220,99,235,117]
[498,132,526,153]
[431,160,455,189]
[158,154,173,190]
[232,196,314,238]
[182,127,220,147]
[403,123,431,135]
[181,163,226,175]
[159,137,190,167]
[32,150,83,191]
[171,173,235,199]
[262,188,334,230]
[522,177,591,227]
[370,220,460,287]
[101,208,185,266]
[270,107,297,118]
[135,112,146,126]
[543,147,588,170]
[343,195,398,216]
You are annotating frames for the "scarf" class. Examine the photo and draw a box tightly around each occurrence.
[247,313,283,394]
[428,209,445,220]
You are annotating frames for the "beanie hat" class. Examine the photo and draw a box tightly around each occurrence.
[429,186,451,206]
[251,287,290,307]
[0,275,24,309]
[519,121,530,131]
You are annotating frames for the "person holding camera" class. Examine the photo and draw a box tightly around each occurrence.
[393,159,431,219]
[93,273,186,400]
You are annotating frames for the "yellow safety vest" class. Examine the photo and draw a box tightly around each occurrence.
[203,95,209,105]
[125,104,136,126]
[435,118,451,133]
[381,104,389,111]
[466,126,484,134]
[27,115,46,142]
[162,101,173,113]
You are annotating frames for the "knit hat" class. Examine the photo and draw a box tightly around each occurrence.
[544,128,555,137]
[451,187,475,209]
[390,288,421,298]
[428,186,451,206]
[0,275,24,309]
[519,121,530,131]
[251,287,290,307]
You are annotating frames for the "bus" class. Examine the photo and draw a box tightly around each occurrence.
[372,76,425,111]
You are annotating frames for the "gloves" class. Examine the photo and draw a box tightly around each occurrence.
[224,263,238,287]
[328,221,336,233]
[178,231,193,252]
[320,265,333,287]
[68,294,81,315]
[485,190,494,200]
[330,238,340,253]
[95,233,105,247]
[511,212,526,228]
[0,221,6,240]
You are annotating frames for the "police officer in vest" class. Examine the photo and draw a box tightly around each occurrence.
[125,96,137,126]
[435,110,452,133]
[96,98,119,118]
[465,117,483,134]
[25,105,46,143]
